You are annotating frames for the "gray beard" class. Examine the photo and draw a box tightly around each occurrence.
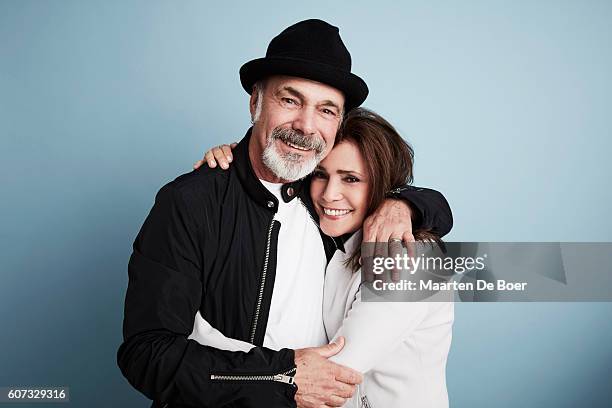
[262,128,326,181]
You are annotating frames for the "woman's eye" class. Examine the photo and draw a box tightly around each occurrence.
[312,170,328,179]
[344,176,360,183]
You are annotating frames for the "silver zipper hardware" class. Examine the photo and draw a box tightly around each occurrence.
[388,186,407,195]
[210,367,296,386]
[273,374,294,384]
[249,220,277,343]
[360,395,373,408]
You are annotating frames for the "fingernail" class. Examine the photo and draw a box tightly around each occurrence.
[227,156,232,162]
[221,163,228,169]
[209,161,216,167]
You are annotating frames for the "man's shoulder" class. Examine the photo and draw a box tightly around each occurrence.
[157,166,234,208]
[172,166,231,190]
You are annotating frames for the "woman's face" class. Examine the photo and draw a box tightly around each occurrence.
[310,140,370,237]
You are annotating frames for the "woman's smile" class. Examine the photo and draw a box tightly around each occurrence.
[320,206,353,218]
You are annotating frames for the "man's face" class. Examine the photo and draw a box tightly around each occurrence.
[250,75,345,182]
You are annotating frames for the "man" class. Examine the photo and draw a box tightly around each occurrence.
[118,19,452,408]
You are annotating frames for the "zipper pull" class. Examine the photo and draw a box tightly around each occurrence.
[273,374,295,385]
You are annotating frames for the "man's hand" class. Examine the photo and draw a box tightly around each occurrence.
[193,143,237,170]
[363,198,414,245]
[362,199,415,282]
[294,337,362,408]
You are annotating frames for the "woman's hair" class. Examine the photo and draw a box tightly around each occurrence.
[336,107,439,272]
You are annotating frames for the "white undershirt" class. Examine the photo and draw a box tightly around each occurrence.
[258,180,328,350]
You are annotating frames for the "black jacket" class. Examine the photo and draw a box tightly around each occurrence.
[117,129,453,408]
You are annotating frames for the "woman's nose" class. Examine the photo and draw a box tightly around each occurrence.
[322,177,343,202]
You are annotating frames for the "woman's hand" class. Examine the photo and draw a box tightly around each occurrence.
[193,142,237,170]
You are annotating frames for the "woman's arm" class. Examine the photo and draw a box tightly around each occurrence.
[328,283,429,373]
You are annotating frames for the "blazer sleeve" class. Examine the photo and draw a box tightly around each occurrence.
[388,185,453,238]
[117,183,296,407]
[328,283,429,373]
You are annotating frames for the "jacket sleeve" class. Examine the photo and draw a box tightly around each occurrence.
[188,310,256,352]
[117,182,296,407]
[388,185,453,238]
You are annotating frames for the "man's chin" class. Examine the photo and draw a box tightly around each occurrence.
[263,142,320,181]
[270,160,316,181]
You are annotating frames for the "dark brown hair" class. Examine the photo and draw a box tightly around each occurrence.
[337,107,439,271]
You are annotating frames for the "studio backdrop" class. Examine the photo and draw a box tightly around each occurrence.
[1,1,611,407]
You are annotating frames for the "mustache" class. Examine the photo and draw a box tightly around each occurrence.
[271,127,327,154]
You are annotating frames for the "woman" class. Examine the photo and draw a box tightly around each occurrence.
[192,108,454,407]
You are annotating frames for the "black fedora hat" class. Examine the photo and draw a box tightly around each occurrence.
[240,19,369,110]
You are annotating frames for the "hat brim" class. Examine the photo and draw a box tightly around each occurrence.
[240,57,368,111]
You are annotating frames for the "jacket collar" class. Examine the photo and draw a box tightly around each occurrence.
[234,127,305,212]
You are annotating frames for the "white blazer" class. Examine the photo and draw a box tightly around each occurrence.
[324,231,454,408]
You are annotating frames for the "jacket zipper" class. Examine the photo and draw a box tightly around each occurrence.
[360,395,373,408]
[249,220,276,343]
[210,367,296,385]
[162,223,283,408]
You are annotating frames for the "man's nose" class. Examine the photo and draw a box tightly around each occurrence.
[292,106,316,135]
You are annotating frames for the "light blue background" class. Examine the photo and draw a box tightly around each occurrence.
[1,1,611,407]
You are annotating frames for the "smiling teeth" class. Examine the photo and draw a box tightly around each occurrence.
[323,208,351,216]
[285,140,310,151]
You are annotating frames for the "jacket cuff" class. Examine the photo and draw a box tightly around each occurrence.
[386,185,453,237]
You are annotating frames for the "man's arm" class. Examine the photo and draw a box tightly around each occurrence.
[117,183,296,407]
[361,186,452,260]
[387,185,453,238]
[188,311,361,408]
[189,310,256,352]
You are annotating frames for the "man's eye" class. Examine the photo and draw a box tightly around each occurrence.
[282,98,297,105]
[322,108,336,116]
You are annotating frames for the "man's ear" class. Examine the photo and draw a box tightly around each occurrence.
[249,91,258,118]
